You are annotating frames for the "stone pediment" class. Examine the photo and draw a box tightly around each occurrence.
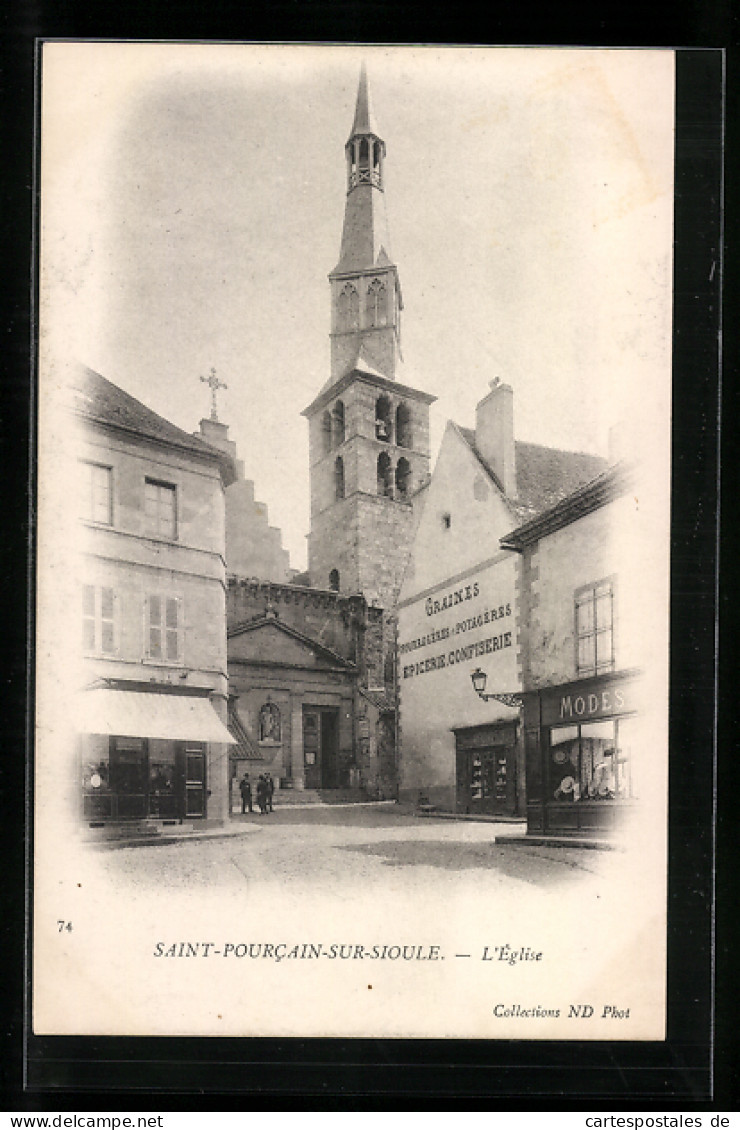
[228,616,356,672]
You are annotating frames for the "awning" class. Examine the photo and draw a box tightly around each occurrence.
[75,689,237,744]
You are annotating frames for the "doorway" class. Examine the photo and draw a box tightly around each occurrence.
[302,707,339,789]
[454,724,519,817]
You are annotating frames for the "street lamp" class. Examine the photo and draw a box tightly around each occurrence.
[470,668,523,709]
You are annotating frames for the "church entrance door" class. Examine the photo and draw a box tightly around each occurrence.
[303,707,339,789]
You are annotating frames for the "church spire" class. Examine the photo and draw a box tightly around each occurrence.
[329,65,402,384]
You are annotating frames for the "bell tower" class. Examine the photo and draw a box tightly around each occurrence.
[302,65,436,609]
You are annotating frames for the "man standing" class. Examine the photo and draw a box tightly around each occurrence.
[265,772,275,814]
[239,772,253,814]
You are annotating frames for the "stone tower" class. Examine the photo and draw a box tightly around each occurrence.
[302,65,436,608]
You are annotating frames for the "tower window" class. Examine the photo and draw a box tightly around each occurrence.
[366,279,387,328]
[377,452,393,498]
[375,395,393,442]
[338,283,359,331]
[332,400,346,446]
[334,456,345,500]
[395,457,411,499]
[441,513,452,530]
[329,569,340,592]
[321,411,333,455]
[395,402,412,449]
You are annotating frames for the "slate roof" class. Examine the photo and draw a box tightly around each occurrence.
[73,365,236,482]
[359,687,396,713]
[456,426,608,524]
[226,702,263,761]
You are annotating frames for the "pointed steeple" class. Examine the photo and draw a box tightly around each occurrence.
[348,61,380,140]
[327,65,402,384]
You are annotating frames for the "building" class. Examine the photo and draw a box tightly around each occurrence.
[396,378,607,816]
[302,64,436,612]
[73,365,237,829]
[500,460,643,837]
[225,578,395,799]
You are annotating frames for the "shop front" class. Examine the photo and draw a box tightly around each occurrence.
[522,670,640,835]
[77,683,235,824]
[453,721,522,817]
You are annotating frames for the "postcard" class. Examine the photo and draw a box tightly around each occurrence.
[34,43,675,1040]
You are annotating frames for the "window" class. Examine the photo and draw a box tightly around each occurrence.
[575,579,615,676]
[334,456,345,501]
[395,402,412,448]
[332,400,346,447]
[145,594,182,662]
[395,457,411,499]
[338,284,359,330]
[259,702,281,743]
[82,463,113,525]
[82,584,116,654]
[366,279,387,328]
[145,479,177,539]
[375,395,393,441]
[377,452,393,498]
[329,569,340,592]
[321,411,333,455]
[441,512,452,530]
[549,717,636,802]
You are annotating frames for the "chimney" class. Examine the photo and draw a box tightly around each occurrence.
[475,380,516,497]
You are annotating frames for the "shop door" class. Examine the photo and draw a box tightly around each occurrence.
[109,738,148,819]
[181,743,207,818]
[457,746,516,817]
[303,708,339,789]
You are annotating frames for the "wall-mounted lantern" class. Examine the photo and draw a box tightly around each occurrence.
[470,668,523,709]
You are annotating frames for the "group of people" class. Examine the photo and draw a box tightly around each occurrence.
[239,771,274,815]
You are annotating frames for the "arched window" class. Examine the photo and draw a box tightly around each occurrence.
[375,395,393,442]
[259,702,281,743]
[395,402,412,449]
[339,283,359,331]
[359,137,369,168]
[366,279,387,328]
[329,569,340,592]
[377,452,393,498]
[332,400,345,447]
[334,456,345,500]
[321,410,333,455]
[395,457,411,499]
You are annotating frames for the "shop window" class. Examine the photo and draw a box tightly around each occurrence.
[395,457,411,499]
[575,579,615,676]
[395,402,412,448]
[549,717,635,802]
[82,462,113,525]
[377,452,393,497]
[334,456,345,500]
[321,410,333,454]
[332,400,346,447]
[82,584,117,655]
[375,395,393,441]
[259,702,281,743]
[145,478,177,540]
[145,593,182,663]
[329,569,340,592]
[366,279,387,328]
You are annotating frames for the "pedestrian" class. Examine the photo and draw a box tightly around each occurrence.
[239,772,253,814]
[265,772,275,814]
[256,774,269,815]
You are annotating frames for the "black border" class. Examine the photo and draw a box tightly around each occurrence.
[3,16,732,1110]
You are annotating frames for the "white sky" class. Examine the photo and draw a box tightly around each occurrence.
[41,44,675,570]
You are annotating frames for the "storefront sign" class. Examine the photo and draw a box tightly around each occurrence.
[540,675,636,726]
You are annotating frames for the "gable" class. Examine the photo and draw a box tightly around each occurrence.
[400,423,516,601]
[228,620,352,671]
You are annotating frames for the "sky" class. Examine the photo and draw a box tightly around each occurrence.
[41,44,675,571]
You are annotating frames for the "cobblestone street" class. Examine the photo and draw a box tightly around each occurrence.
[90,803,610,895]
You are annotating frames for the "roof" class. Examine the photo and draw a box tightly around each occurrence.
[348,62,381,141]
[456,426,608,524]
[303,365,436,418]
[499,462,633,550]
[227,702,263,761]
[228,613,358,672]
[73,366,236,484]
[359,687,396,713]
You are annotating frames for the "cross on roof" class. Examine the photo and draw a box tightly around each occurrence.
[200,367,228,422]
